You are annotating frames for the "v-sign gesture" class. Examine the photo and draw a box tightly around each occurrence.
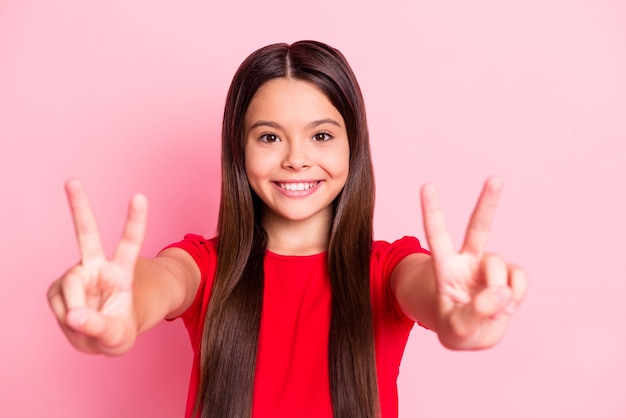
[421,177,528,349]
[48,179,148,355]
[393,177,527,350]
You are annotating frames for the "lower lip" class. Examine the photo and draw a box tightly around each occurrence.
[274,181,321,198]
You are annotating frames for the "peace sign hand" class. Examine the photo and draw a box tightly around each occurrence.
[47,179,148,355]
[421,177,527,349]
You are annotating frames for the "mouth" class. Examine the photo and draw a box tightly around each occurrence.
[275,181,321,191]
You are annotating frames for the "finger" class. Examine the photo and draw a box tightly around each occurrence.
[66,307,106,336]
[510,265,528,304]
[112,193,148,274]
[421,183,455,261]
[481,254,509,288]
[59,266,88,310]
[446,286,511,340]
[49,280,127,354]
[48,280,68,321]
[505,264,528,314]
[66,307,131,353]
[50,306,100,354]
[461,176,503,257]
[49,281,99,353]
[478,255,511,319]
[475,286,512,319]
[65,179,105,264]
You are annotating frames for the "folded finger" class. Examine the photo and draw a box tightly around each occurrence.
[66,308,131,353]
[446,286,511,341]
[482,254,509,288]
[66,307,106,337]
[474,286,512,319]
[48,280,68,321]
[505,264,528,314]
[60,266,87,311]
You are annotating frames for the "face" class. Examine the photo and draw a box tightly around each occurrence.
[244,77,350,227]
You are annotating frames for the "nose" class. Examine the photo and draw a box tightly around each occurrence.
[282,140,311,170]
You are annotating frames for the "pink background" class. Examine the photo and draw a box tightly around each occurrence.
[1,0,625,417]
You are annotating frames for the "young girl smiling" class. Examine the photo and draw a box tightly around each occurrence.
[48,40,527,418]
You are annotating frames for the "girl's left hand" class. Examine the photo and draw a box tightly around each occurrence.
[421,176,528,349]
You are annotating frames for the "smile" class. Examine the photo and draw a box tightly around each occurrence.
[276,181,320,191]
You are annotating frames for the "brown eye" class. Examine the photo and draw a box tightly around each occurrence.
[260,133,280,143]
[313,132,332,142]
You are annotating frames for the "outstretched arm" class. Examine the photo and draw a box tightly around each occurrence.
[391,177,528,350]
[47,179,200,355]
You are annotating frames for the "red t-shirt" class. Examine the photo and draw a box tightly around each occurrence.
[169,234,428,418]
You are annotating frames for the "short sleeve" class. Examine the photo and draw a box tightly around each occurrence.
[371,236,430,323]
[163,234,219,349]
[369,236,430,418]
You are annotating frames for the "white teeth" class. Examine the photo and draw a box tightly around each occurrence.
[279,182,317,191]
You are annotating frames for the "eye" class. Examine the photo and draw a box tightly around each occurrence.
[313,131,333,142]
[259,133,280,143]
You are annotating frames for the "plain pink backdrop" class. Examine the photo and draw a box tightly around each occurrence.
[1,0,625,417]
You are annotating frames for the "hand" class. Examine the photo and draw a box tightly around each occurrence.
[47,179,148,355]
[421,177,527,349]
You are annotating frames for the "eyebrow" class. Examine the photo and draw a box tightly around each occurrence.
[248,118,342,131]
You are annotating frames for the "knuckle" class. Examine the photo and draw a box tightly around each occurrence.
[47,279,60,299]
[48,293,67,318]
[61,265,86,287]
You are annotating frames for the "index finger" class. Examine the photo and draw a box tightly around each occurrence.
[461,176,503,257]
[65,179,105,264]
[421,182,456,261]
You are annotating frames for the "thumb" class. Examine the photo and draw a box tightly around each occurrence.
[66,307,136,355]
[66,307,107,337]
[473,286,512,320]
[447,286,512,339]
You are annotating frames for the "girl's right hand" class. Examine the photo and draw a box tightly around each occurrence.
[48,179,148,355]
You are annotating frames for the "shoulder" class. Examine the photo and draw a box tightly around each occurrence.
[166,233,218,252]
[160,234,219,326]
[163,234,219,268]
[369,236,429,304]
[369,236,428,325]
[372,236,425,254]
[161,234,219,300]
[371,236,429,278]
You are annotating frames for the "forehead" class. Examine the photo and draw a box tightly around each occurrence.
[245,77,343,126]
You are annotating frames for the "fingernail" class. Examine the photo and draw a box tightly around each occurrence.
[491,311,505,320]
[493,287,509,305]
[505,301,516,315]
[68,309,87,328]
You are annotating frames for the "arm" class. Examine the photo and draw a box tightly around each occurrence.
[134,249,200,333]
[391,177,527,350]
[47,179,200,356]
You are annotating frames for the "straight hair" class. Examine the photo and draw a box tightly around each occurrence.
[195,40,378,418]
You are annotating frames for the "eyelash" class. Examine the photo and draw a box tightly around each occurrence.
[313,131,333,142]
[259,133,280,143]
[258,131,334,143]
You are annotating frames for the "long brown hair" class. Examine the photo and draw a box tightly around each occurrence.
[196,41,378,418]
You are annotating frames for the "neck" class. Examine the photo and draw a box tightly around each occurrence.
[261,207,332,256]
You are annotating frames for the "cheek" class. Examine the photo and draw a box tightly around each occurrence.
[327,147,350,177]
[245,150,271,178]
[244,149,276,197]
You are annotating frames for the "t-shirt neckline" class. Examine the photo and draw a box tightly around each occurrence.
[264,249,328,261]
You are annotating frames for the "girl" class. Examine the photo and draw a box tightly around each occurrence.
[48,41,527,418]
